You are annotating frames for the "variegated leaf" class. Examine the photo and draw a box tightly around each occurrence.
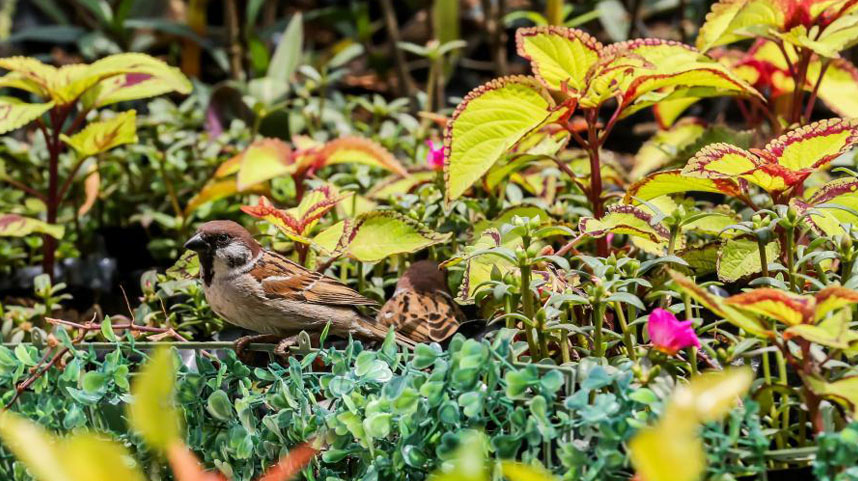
[725,288,814,326]
[0,214,64,239]
[515,26,603,93]
[0,97,53,135]
[815,286,858,322]
[579,204,669,243]
[444,76,557,203]
[669,270,771,337]
[624,169,744,203]
[61,111,137,158]
[313,137,408,177]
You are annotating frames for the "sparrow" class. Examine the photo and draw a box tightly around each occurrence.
[376,260,465,344]
[183,220,415,354]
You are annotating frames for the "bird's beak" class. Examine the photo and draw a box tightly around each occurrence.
[184,233,207,252]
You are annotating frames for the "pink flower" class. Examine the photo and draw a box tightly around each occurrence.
[425,140,444,171]
[647,308,700,356]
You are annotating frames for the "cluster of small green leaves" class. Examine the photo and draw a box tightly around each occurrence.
[814,423,858,481]
[0,333,776,481]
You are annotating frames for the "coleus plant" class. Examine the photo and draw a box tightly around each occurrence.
[186,136,409,216]
[0,54,192,277]
[671,271,858,433]
[241,184,451,269]
[692,0,858,124]
[444,25,760,254]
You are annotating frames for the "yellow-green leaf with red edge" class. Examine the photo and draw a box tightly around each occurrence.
[717,236,780,282]
[815,286,858,322]
[367,170,436,200]
[444,76,557,204]
[312,220,348,255]
[765,117,858,171]
[725,288,814,326]
[234,138,295,191]
[514,26,603,93]
[785,311,858,350]
[806,375,858,417]
[127,347,182,453]
[776,15,858,59]
[0,56,56,97]
[696,0,786,52]
[0,97,53,135]
[0,214,64,239]
[630,120,706,180]
[579,204,670,243]
[58,53,191,106]
[342,211,452,262]
[242,186,350,242]
[669,270,771,337]
[184,179,268,216]
[61,111,138,158]
[653,97,701,129]
[805,177,858,231]
[314,137,408,177]
[624,169,744,203]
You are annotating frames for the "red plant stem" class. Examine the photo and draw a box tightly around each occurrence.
[790,51,812,124]
[803,60,830,123]
[4,177,47,201]
[585,109,608,257]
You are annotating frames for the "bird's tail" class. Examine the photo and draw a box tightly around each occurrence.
[356,316,418,349]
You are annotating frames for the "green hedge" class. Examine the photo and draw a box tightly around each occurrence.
[1,332,771,481]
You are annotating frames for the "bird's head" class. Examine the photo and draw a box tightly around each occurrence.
[185,221,261,284]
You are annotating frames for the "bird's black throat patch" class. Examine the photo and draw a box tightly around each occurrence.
[198,251,214,286]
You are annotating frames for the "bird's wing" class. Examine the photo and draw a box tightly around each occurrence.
[377,289,463,343]
[250,250,377,306]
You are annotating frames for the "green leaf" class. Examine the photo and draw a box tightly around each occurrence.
[342,211,451,262]
[669,270,770,337]
[60,111,137,158]
[624,170,744,203]
[0,97,53,134]
[785,311,858,350]
[444,76,556,204]
[0,214,64,239]
[515,26,602,93]
[579,205,669,243]
[268,13,303,83]
[717,236,779,282]
[206,390,235,421]
[631,120,706,180]
[696,0,785,52]
[807,375,858,417]
[127,347,182,453]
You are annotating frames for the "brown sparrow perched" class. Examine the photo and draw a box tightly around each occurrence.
[184,220,415,355]
[376,260,465,344]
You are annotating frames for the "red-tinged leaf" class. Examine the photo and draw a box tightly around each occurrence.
[806,375,858,418]
[696,0,786,52]
[814,286,858,322]
[579,204,669,243]
[168,443,226,481]
[0,214,64,239]
[763,117,858,172]
[785,311,858,349]
[242,187,350,241]
[78,162,100,216]
[185,179,268,216]
[792,176,858,236]
[313,137,408,177]
[624,169,744,203]
[235,138,295,191]
[725,288,814,326]
[669,270,771,337]
[256,442,318,481]
[515,26,603,93]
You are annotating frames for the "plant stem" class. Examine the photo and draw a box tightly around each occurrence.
[520,263,540,360]
[758,237,770,278]
[614,302,636,361]
[380,0,417,99]
[585,110,607,256]
[224,0,244,80]
[593,301,606,358]
[786,225,797,292]
[546,0,564,25]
